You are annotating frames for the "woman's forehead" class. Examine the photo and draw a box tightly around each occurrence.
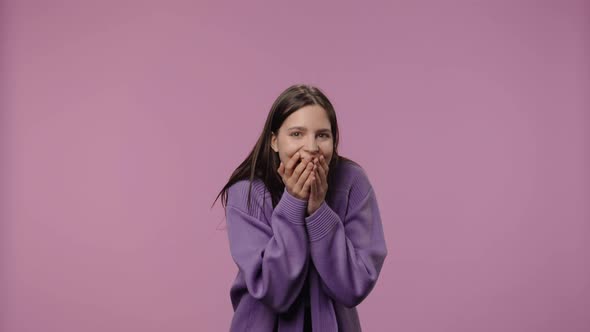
[282,106,331,128]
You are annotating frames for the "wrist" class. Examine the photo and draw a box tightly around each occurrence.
[306,205,317,217]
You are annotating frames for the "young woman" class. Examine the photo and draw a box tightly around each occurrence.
[213,84,388,331]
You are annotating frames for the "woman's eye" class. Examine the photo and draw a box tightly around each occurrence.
[291,132,330,138]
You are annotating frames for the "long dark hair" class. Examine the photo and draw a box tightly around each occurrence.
[211,83,358,216]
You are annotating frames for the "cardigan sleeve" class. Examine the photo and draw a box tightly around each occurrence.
[304,182,388,308]
[225,181,310,313]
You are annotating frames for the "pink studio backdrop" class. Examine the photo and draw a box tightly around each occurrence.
[1,1,589,331]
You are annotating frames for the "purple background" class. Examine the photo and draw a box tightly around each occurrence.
[2,1,589,331]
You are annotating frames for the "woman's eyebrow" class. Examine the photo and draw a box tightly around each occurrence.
[287,126,331,133]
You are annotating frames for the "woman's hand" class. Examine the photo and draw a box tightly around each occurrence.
[307,155,329,216]
[277,152,316,201]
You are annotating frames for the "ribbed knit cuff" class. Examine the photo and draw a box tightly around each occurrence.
[305,202,339,241]
[277,187,308,225]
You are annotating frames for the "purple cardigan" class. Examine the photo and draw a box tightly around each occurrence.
[225,160,388,331]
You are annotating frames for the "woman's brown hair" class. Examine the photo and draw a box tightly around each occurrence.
[211,83,358,215]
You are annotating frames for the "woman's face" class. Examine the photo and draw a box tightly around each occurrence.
[271,104,334,167]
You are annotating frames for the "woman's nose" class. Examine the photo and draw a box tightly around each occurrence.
[306,141,319,153]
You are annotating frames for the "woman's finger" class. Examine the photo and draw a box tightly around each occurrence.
[312,168,318,195]
[302,166,314,194]
[295,161,314,192]
[310,168,316,197]
[286,152,302,177]
[291,158,309,183]
[320,155,329,174]
[316,160,326,186]
[278,162,285,182]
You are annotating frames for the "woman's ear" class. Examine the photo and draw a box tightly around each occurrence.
[270,132,278,153]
